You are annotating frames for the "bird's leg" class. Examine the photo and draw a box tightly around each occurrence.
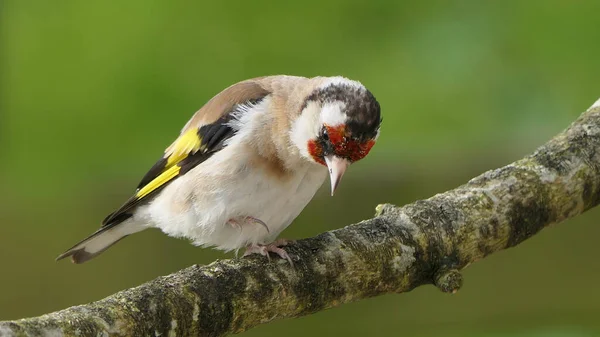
[244,240,294,266]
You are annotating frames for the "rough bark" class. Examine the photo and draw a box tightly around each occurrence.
[2,100,600,337]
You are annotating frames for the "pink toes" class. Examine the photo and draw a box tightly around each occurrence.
[243,241,294,266]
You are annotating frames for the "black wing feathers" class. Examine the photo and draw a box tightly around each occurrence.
[179,115,235,175]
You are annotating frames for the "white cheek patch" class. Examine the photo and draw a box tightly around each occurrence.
[290,101,321,158]
[320,101,347,127]
[592,98,600,109]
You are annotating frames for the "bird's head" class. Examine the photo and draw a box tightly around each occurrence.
[290,77,381,195]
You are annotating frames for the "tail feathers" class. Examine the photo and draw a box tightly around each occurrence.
[56,223,143,264]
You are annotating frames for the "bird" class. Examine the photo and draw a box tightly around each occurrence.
[56,75,382,264]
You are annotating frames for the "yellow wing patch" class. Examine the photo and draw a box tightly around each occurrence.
[135,165,181,199]
[166,128,203,167]
[135,128,204,200]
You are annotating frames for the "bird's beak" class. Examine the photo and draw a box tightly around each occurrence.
[324,155,350,196]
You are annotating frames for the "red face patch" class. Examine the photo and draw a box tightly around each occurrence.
[307,139,326,165]
[307,124,376,165]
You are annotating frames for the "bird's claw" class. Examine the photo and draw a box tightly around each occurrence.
[227,216,270,233]
[245,216,269,233]
[244,241,294,266]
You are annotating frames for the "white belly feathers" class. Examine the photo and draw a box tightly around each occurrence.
[136,143,326,250]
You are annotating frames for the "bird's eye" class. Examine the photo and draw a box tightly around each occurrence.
[321,127,329,141]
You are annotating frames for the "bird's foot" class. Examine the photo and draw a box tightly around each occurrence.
[227,216,269,233]
[244,240,294,266]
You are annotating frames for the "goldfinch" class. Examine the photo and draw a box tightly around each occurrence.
[57,75,382,264]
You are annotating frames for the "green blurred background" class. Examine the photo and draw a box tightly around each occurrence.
[2,1,600,336]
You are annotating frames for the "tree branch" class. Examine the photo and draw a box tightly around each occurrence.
[3,101,600,337]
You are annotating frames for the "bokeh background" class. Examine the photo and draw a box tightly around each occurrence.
[2,1,600,336]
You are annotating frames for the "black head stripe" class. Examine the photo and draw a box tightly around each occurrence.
[304,83,381,141]
[345,89,381,141]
